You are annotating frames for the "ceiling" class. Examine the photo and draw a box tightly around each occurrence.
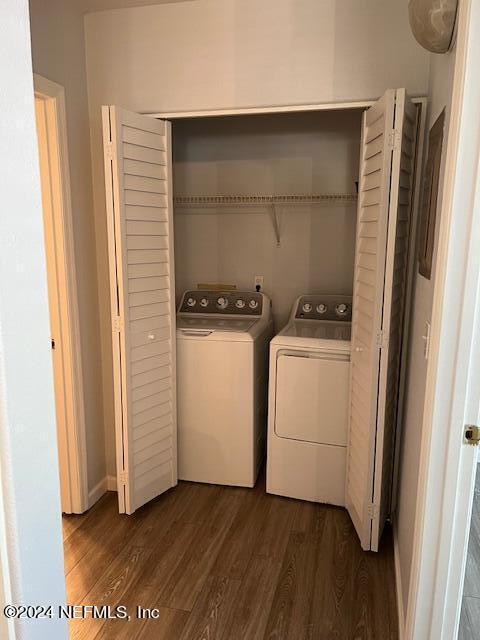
[78,0,192,14]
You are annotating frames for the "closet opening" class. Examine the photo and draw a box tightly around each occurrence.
[170,108,363,502]
[100,93,423,555]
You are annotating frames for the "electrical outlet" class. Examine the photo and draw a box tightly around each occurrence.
[254,275,264,291]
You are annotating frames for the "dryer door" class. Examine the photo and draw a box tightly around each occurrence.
[275,351,350,446]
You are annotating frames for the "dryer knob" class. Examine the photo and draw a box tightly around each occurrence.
[217,296,228,310]
[336,303,349,316]
[200,298,209,307]
[302,303,312,313]
[316,303,327,314]
[235,299,246,309]
[187,297,196,307]
[248,299,259,309]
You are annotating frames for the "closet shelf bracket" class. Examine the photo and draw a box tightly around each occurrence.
[270,204,281,247]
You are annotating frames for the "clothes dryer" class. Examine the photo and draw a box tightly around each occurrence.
[266,294,351,506]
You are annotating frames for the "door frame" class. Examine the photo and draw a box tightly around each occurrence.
[405,0,480,637]
[147,99,375,119]
[34,74,88,514]
[148,97,426,120]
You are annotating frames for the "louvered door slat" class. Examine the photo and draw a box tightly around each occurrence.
[128,249,168,265]
[124,159,166,180]
[102,105,177,515]
[123,144,166,165]
[129,263,169,278]
[124,174,167,193]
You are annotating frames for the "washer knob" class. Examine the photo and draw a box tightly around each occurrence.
[248,299,259,310]
[187,297,196,307]
[235,299,246,309]
[336,303,349,316]
[200,298,209,307]
[302,303,312,313]
[217,296,228,310]
[316,303,328,314]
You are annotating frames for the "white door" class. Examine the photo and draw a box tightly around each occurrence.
[346,89,419,551]
[102,106,177,515]
[35,97,70,513]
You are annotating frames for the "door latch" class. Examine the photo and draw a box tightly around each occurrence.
[51,338,56,350]
[464,425,480,446]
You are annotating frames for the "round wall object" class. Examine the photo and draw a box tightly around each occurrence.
[408,0,458,53]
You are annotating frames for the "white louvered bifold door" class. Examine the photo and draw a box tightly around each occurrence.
[102,106,177,515]
[371,91,419,550]
[346,89,418,551]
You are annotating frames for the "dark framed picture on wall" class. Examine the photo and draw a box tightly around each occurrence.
[418,109,446,279]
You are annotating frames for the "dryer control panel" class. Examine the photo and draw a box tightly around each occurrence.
[294,294,352,322]
[178,290,264,316]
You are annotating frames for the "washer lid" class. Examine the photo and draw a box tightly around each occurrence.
[176,316,257,333]
[280,320,351,341]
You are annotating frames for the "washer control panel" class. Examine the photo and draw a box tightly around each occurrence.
[294,294,352,322]
[178,290,264,316]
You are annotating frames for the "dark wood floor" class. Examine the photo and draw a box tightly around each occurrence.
[460,468,480,640]
[63,474,398,640]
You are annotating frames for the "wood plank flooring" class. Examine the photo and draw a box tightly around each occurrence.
[460,468,480,640]
[63,475,398,640]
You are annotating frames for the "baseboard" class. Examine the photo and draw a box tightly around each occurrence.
[88,474,117,508]
[393,522,406,640]
[88,477,108,508]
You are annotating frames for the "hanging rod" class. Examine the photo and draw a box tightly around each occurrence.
[174,194,358,208]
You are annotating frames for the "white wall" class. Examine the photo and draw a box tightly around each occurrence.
[29,0,106,494]
[0,460,13,640]
[173,110,361,328]
[85,0,429,114]
[0,0,67,636]
[84,0,429,476]
[395,47,457,623]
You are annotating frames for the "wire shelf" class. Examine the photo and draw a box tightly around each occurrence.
[173,194,358,246]
[174,193,358,207]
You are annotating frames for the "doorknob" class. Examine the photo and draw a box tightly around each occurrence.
[464,425,480,446]
[355,346,363,353]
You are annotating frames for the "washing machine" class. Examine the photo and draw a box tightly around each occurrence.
[176,289,273,487]
[266,294,352,506]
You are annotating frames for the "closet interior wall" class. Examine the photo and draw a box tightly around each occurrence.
[172,109,363,328]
